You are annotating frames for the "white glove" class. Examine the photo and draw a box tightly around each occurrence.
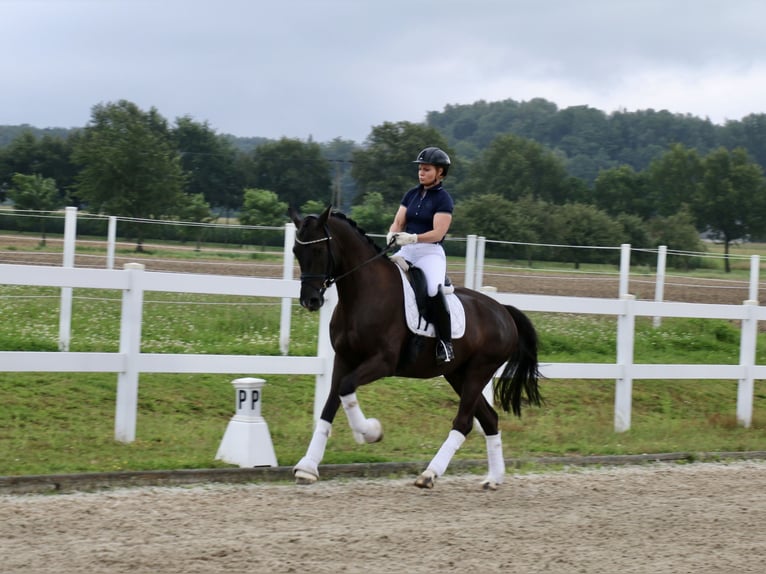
[394,232,418,246]
[386,231,396,246]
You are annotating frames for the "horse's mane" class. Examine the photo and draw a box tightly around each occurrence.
[329,210,382,254]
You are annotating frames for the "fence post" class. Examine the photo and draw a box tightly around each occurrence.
[280,222,296,355]
[737,299,758,428]
[653,245,667,328]
[313,284,337,422]
[748,255,760,301]
[464,234,477,290]
[58,206,77,352]
[618,243,631,297]
[614,294,636,432]
[474,236,486,290]
[115,263,145,443]
[106,216,117,270]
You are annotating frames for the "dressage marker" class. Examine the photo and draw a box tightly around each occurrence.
[216,377,278,467]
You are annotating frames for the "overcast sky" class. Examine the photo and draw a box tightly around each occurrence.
[2,0,765,143]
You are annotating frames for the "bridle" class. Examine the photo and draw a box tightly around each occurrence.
[294,223,336,294]
[295,221,396,297]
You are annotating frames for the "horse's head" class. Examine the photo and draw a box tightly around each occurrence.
[290,205,335,311]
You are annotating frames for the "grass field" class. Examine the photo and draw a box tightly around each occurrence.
[2,226,766,476]
[1,281,765,477]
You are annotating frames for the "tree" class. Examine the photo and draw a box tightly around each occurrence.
[693,147,766,271]
[591,165,652,218]
[351,121,452,205]
[549,203,626,268]
[0,131,76,204]
[178,193,214,251]
[646,143,703,217]
[450,193,548,262]
[72,101,186,250]
[462,134,570,204]
[348,191,392,236]
[8,173,64,245]
[173,116,243,213]
[647,208,706,270]
[239,188,288,248]
[242,138,331,209]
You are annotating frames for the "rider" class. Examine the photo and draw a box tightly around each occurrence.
[387,146,455,364]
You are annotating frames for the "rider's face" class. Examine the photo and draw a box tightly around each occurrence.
[418,164,441,187]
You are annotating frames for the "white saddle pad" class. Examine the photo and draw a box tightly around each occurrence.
[396,267,466,339]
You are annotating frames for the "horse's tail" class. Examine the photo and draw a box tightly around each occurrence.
[495,305,542,417]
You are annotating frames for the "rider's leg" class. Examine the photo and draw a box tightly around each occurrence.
[417,251,454,364]
[428,285,454,363]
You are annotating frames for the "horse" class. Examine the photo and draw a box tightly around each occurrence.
[289,205,541,490]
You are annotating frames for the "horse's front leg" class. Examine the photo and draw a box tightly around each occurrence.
[338,353,395,444]
[294,418,333,485]
[293,354,390,485]
[340,392,383,444]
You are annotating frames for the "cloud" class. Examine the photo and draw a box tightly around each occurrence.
[1,0,766,141]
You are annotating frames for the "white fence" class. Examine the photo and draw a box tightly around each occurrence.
[1,208,764,439]
[0,262,337,443]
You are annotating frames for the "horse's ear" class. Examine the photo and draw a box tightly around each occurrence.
[318,204,332,226]
[288,205,302,227]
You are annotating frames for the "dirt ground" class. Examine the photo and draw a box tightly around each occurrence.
[1,461,765,574]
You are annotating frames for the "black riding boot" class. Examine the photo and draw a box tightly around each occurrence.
[429,286,455,364]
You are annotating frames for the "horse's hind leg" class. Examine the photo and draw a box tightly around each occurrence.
[414,374,487,489]
[474,397,505,490]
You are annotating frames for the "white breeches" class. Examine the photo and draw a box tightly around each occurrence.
[396,242,447,297]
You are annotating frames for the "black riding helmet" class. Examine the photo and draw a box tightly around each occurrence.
[413,147,451,177]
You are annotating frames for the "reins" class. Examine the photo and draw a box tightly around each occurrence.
[295,223,397,294]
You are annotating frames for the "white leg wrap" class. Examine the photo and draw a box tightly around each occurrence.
[294,419,332,479]
[341,392,379,444]
[305,419,332,466]
[427,429,466,477]
[485,432,505,484]
[341,393,366,429]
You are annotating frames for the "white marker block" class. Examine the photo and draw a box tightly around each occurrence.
[216,377,278,467]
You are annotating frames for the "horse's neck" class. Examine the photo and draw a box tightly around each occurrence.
[335,261,393,310]
[333,235,392,301]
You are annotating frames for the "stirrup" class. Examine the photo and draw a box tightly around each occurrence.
[436,340,454,364]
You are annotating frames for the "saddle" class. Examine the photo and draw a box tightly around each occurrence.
[390,255,454,320]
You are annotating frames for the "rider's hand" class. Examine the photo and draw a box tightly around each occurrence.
[394,232,418,246]
[386,232,396,246]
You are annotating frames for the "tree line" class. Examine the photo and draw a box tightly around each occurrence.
[1,98,766,269]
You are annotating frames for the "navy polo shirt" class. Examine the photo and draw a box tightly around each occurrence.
[400,183,454,242]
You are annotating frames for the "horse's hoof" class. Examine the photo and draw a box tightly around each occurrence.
[481,479,499,491]
[294,468,318,485]
[365,418,383,443]
[353,418,384,444]
[414,469,436,489]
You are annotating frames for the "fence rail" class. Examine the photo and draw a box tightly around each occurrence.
[1,259,762,442]
[1,207,764,439]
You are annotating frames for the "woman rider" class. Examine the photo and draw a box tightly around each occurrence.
[387,146,455,364]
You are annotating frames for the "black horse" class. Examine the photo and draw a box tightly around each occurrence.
[290,206,541,489]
